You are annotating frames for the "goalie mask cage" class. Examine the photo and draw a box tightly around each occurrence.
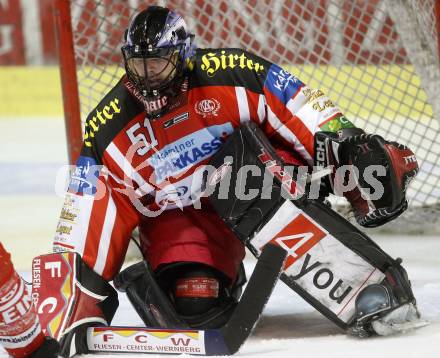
[54,0,440,233]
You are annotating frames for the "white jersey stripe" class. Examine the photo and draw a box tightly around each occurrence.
[257,94,266,124]
[295,104,323,135]
[235,86,250,123]
[286,90,307,119]
[267,106,313,164]
[289,87,341,134]
[106,142,155,195]
[93,193,117,275]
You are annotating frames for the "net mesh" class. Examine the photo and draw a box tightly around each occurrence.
[409,0,439,60]
[68,0,440,232]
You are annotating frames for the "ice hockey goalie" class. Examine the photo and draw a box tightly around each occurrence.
[27,5,423,357]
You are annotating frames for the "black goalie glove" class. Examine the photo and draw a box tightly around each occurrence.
[314,128,419,227]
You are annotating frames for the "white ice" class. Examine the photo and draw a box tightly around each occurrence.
[0,119,439,357]
[86,235,440,358]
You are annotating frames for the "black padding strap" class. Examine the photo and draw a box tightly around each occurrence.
[204,121,287,243]
[114,261,188,329]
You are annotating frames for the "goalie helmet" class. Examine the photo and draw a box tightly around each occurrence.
[121,6,195,116]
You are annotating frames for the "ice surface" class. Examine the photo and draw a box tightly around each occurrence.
[0,119,439,356]
[0,236,439,358]
[96,236,440,357]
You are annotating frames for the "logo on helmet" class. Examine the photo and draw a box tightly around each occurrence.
[194,98,220,118]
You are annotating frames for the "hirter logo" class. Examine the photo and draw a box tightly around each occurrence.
[271,213,327,270]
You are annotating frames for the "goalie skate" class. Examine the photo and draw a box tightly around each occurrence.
[371,304,429,336]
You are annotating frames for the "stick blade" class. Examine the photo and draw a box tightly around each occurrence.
[219,243,286,354]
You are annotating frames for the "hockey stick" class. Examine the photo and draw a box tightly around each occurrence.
[86,243,287,355]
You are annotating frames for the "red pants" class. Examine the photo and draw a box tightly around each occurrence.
[139,201,245,282]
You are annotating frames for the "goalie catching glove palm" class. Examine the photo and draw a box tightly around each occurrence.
[314,128,419,227]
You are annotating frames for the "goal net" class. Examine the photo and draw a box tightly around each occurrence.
[55,0,440,233]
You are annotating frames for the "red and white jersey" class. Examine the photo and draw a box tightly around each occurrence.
[53,48,354,280]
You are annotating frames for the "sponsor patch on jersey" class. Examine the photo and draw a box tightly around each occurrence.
[200,50,265,77]
[68,156,100,195]
[155,168,207,209]
[55,222,73,236]
[59,207,77,222]
[319,114,355,131]
[148,123,233,183]
[301,87,341,120]
[194,98,221,118]
[84,98,121,147]
[264,64,303,105]
[163,112,189,128]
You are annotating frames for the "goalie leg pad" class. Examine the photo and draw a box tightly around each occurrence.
[350,259,423,337]
[205,122,419,333]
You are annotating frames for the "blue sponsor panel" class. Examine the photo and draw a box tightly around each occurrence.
[68,156,101,195]
[264,64,303,105]
[148,123,234,183]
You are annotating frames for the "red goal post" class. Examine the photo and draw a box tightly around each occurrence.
[54,0,440,231]
[54,0,83,164]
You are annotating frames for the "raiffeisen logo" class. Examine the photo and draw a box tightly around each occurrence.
[200,50,265,77]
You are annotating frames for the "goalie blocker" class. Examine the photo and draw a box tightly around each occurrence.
[204,122,422,336]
